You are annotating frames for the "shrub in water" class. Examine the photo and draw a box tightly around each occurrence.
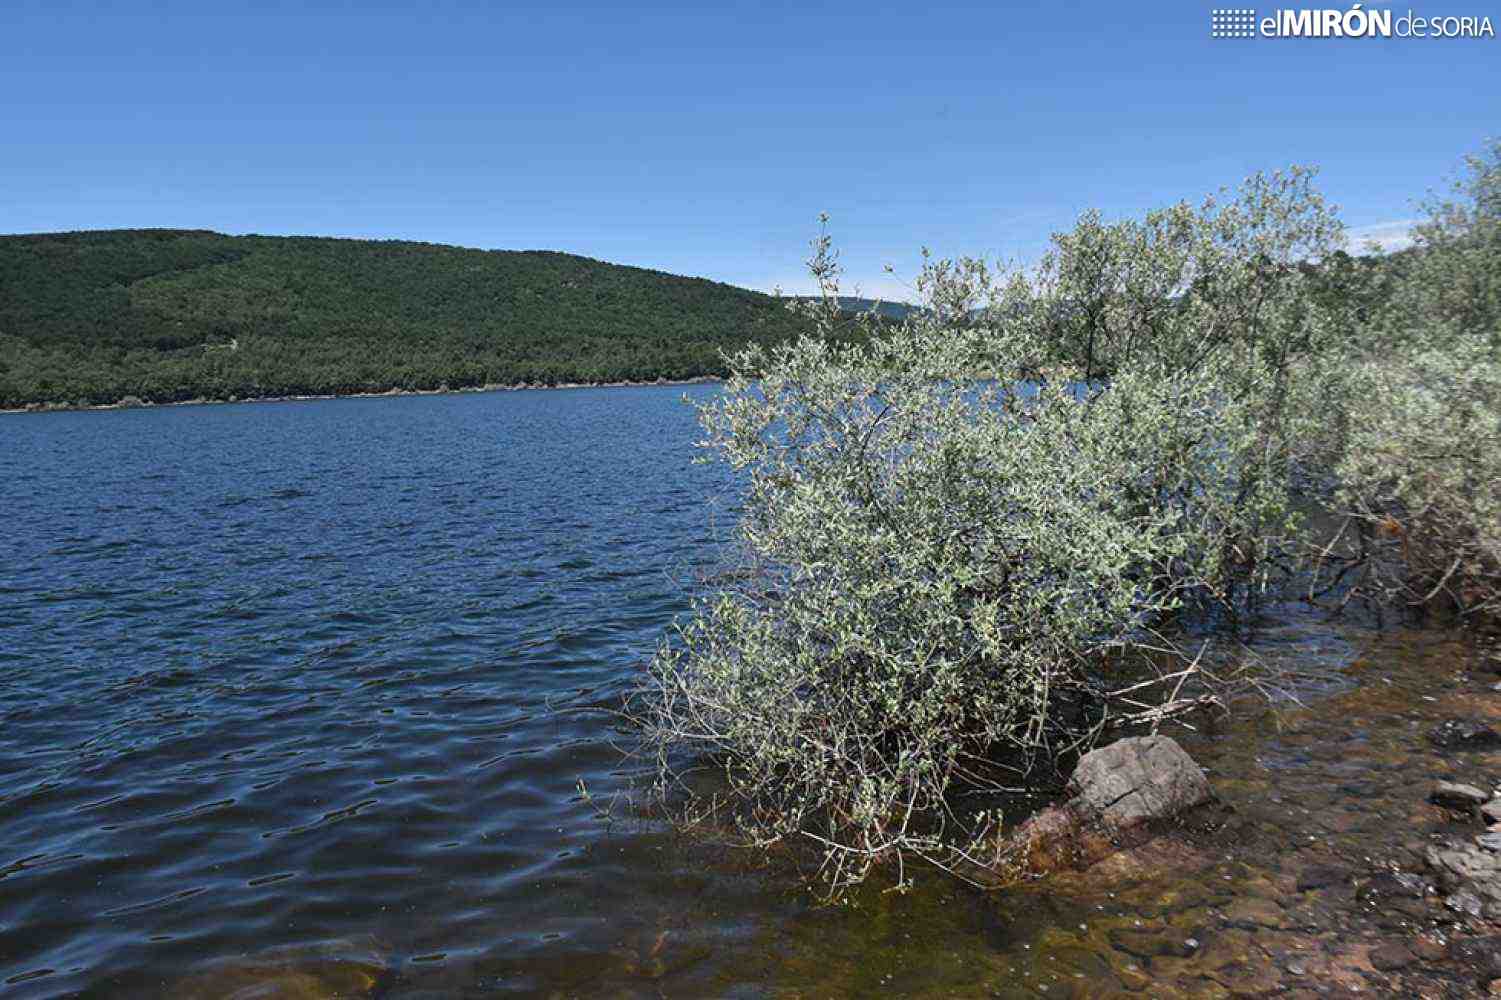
[643,205,1312,888]
[1315,142,1501,631]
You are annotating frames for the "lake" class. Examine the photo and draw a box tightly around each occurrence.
[0,386,1486,998]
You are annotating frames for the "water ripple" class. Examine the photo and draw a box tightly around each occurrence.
[0,387,750,997]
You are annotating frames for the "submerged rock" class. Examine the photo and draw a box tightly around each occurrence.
[1296,863,1349,892]
[168,938,389,1000]
[1451,935,1501,980]
[1428,718,1501,751]
[1425,838,1501,920]
[1368,940,1415,971]
[989,736,1215,882]
[1106,925,1200,959]
[1430,781,1490,812]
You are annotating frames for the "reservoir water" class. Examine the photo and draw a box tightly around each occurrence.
[0,386,1490,997]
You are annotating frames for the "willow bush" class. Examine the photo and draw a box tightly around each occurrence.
[1330,335,1501,627]
[1011,167,1344,385]
[1322,141,1501,630]
[642,171,1342,891]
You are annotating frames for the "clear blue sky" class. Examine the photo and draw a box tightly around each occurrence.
[3,0,1497,299]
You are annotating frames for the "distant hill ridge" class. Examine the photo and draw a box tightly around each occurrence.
[0,229,818,409]
[787,295,921,320]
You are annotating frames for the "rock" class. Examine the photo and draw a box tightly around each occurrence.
[1368,941,1414,971]
[1296,863,1348,892]
[1428,842,1501,888]
[1067,735,1212,831]
[1449,888,1487,919]
[984,736,1213,884]
[1452,936,1501,980]
[1428,718,1501,750]
[168,939,389,1000]
[1412,935,1448,961]
[1423,831,1501,918]
[1483,798,1501,824]
[1480,832,1501,852]
[998,803,1119,877]
[1358,870,1429,901]
[1106,926,1200,959]
[1223,896,1290,930]
[1431,781,1490,810]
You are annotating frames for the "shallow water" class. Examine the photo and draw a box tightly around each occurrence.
[0,387,1489,997]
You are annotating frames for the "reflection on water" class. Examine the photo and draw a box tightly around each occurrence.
[0,388,1489,997]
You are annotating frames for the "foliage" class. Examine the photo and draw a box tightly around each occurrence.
[0,229,817,408]
[1370,139,1501,350]
[1322,141,1501,629]
[1329,335,1501,626]
[644,196,1310,891]
[1009,166,1344,387]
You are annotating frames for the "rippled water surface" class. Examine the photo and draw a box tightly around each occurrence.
[0,387,1488,998]
[1,387,752,997]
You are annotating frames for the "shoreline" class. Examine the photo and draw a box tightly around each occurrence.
[0,375,725,415]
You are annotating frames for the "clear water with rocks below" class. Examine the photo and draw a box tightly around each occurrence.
[1,385,1495,998]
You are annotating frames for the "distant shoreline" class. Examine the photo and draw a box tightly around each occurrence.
[0,376,725,416]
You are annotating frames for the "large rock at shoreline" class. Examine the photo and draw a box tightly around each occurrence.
[991,735,1214,881]
[1068,736,1213,830]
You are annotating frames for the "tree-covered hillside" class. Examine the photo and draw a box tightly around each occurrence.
[0,229,816,408]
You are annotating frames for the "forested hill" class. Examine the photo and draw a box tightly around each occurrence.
[0,229,818,409]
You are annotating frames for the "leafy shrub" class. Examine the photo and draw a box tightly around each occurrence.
[1370,140,1501,351]
[644,201,1310,889]
[1008,167,1343,386]
[1331,335,1501,627]
[1325,141,1501,629]
[1001,167,1353,505]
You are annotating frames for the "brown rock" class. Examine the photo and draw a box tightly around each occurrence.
[1411,935,1447,961]
[1453,936,1501,980]
[1222,896,1290,930]
[1107,926,1200,959]
[168,939,388,1000]
[1368,941,1414,971]
[1296,863,1348,892]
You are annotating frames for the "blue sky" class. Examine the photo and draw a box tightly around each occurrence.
[3,0,1497,300]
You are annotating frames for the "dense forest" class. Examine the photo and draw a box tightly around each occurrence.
[0,229,829,409]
